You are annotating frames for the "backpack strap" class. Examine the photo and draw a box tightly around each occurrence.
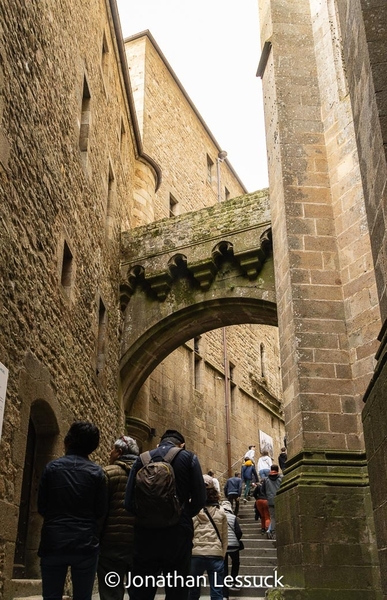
[139,447,182,467]
[163,446,182,463]
[139,451,152,466]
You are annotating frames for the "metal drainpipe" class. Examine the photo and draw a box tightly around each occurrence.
[217,151,232,478]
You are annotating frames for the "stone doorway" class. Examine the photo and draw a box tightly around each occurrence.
[13,400,59,579]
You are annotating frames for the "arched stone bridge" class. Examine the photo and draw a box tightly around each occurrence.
[119,190,277,413]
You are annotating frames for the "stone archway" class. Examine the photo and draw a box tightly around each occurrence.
[119,191,277,421]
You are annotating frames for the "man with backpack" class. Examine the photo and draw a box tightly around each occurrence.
[124,429,206,600]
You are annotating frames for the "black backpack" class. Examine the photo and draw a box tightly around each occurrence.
[134,446,183,527]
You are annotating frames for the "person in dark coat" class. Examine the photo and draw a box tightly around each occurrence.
[98,435,139,600]
[278,447,287,472]
[223,472,242,515]
[124,429,206,600]
[241,458,258,502]
[38,420,108,600]
[261,464,283,538]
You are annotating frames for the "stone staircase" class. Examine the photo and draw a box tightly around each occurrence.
[229,497,278,598]
[154,497,278,599]
[11,501,277,600]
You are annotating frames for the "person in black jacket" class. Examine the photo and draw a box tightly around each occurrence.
[124,429,206,600]
[38,420,108,600]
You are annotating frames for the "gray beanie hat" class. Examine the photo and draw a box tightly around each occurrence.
[114,435,139,456]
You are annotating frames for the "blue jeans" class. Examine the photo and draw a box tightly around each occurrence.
[243,479,251,498]
[189,556,224,600]
[259,469,270,480]
[40,553,98,600]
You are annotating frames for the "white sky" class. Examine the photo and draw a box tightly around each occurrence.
[116,0,268,193]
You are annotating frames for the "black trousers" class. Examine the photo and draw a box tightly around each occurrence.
[129,525,193,600]
[223,550,240,597]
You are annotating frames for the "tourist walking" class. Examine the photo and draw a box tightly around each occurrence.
[278,447,287,472]
[207,469,220,493]
[124,429,206,600]
[253,481,270,534]
[98,435,139,600]
[189,475,228,600]
[261,464,283,538]
[244,445,256,463]
[241,458,258,502]
[221,500,243,597]
[257,450,272,480]
[38,421,107,600]
[223,472,242,515]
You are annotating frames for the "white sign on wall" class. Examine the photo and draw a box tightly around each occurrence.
[0,362,9,442]
[259,429,274,458]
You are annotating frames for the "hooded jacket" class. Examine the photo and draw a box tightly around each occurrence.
[262,471,283,506]
[192,503,228,558]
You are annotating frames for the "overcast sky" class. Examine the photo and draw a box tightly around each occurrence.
[116,0,268,193]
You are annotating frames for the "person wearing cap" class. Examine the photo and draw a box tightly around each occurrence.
[189,475,228,600]
[97,435,140,600]
[124,429,206,600]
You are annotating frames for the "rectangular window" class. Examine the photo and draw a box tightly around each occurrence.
[169,194,178,217]
[207,155,213,184]
[229,362,236,414]
[101,32,109,91]
[79,76,91,166]
[225,187,230,201]
[106,161,115,238]
[194,336,203,392]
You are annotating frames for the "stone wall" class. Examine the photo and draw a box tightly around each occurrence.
[259,0,383,596]
[125,32,248,220]
[0,0,141,595]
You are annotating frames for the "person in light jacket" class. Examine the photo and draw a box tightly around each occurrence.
[257,450,272,480]
[189,475,228,600]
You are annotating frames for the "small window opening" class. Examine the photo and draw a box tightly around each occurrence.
[194,336,203,392]
[207,155,214,184]
[61,241,73,294]
[229,363,236,414]
[96,298,107,375]
[169,194,178,217]
[260,343,266,379]
[225,187,230,201]
[101,32,109,87]
[79,77,91,157]
[120,117,126,155]
[106,162,115,237]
